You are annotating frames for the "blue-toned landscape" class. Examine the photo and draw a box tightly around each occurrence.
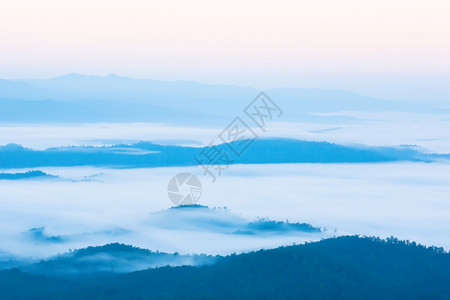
[0,74,449,298]
[2,1,450,299]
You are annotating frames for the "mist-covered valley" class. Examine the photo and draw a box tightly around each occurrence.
[1,74,449,298]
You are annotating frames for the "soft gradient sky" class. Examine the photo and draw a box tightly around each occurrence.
[1,0,449,101]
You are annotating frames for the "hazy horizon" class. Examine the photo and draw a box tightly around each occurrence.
[1,1,450,297]
[1,72,450,104]
[1,0,449,102]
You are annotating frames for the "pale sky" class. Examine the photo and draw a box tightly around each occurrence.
[1,0,449,101]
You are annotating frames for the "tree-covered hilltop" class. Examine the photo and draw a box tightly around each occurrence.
[18,243,216,275]
[0,170,57,180]
[0,236,448,299]
[0,138,446,169]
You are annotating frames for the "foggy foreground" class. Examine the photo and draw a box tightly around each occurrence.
[0,162,449,260]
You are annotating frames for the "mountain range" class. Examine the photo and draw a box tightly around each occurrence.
[0,138,446,169]
[0,236,448,299]
[0,74,444,124]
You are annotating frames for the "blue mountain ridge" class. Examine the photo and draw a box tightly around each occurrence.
[0,236,448,299]
[0,74,444,124]
[0,138,446,169]
[0,170,57,180]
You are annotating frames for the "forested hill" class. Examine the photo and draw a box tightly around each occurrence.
[0,138,446,168]
[0,236,449,299]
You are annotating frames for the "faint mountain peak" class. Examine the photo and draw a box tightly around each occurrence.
[17,242,216,275]
[0,170,58,181]
[0,143,26,151]
[148,205,322,235]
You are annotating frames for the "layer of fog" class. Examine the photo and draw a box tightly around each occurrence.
[0,162,449,259]
[0,111,449,153]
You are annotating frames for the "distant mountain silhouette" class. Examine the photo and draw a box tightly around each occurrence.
[0,138,446,168]
[0,74,443,124]
[0,170,57,180]
[146,205,321,235]
[0,236,448,299]
[17,243,215,275]
[22,227,65,244]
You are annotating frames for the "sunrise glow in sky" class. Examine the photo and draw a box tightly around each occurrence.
[1,0,449,101]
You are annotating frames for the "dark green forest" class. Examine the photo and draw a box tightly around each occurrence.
[0,235,449,299]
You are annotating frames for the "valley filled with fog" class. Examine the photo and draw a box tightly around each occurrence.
[1,151,449,259]
[1,75,449,263]
[2,1,450,296]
